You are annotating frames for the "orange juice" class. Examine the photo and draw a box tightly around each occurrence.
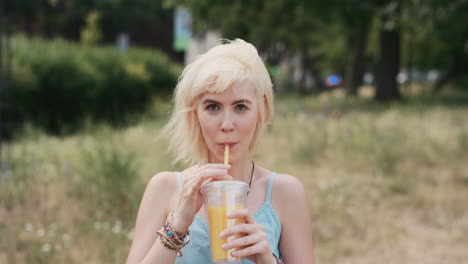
[201,181,249,263]
[207,205,244,261]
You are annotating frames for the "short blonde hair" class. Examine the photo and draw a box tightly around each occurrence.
[163,39,274,165]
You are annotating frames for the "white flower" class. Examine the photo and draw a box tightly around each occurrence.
[62,234,71,248]
[127,230,134,240]
[41,243,51,253]
[94,221,102,230]
[37,229,45,237]
[112,221,122,234]
[25,223,33,232]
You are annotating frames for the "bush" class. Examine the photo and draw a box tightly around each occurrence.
[5,35,181,135]
[77,137,142,220]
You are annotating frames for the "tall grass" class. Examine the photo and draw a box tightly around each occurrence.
[1,90,468,263]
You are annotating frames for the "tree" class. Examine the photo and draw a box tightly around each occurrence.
[3,0,172,39]
[166,0,334,92]
[401,0,468,91]
[375,0,401,101]
[336,0,374,96]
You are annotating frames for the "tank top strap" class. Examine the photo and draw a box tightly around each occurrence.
[266,172,277,203]
[176,172,183,193]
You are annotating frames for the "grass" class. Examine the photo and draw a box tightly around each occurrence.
[1,87,468,264]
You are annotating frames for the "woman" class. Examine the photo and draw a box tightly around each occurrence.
[126,39,314,264]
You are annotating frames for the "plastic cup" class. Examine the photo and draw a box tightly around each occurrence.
[201,181,249,264]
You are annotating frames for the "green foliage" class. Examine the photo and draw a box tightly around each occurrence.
[336,116,404,174]
[6,35,182,134]
[401,1,468,69]
[4,0,173,35]
[80,11,103,46]
[77,136,142,221]
[0,144,38,204]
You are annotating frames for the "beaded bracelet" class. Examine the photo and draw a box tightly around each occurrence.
[157,210,190,257]
[164,211,190,246]
[157,230,183,256]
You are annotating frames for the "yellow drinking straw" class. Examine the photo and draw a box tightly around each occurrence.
[224,145,229,165]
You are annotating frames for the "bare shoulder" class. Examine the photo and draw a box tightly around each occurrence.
[142,171,180,210]
[272,173,306,198]
[133,171,180,230]
[271,173,308,223]
[147,171,178,190]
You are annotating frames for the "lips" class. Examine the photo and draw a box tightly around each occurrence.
[218,142,238,147]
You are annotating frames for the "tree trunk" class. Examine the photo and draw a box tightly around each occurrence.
[344,22,369,96]
[0,3,4,160]
[374,1,401,101]
[302,53,325,93]
[434,49,465,93]
[0,4,3,77]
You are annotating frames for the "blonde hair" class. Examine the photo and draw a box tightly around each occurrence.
[163,39,274,165]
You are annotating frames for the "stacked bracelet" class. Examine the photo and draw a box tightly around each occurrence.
[157,210,190,257]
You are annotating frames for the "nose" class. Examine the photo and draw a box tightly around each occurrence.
[220,111,235,132]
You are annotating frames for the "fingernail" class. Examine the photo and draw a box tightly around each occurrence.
[222,243,228,250]
[227,212,234,218]
[219,232,225,238]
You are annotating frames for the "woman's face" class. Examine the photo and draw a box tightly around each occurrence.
[196,81,260,164]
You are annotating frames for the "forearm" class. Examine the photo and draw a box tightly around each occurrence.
[138,238,178,264]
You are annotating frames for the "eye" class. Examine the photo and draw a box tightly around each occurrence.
[206,104,220,111]
[235,104,249,111]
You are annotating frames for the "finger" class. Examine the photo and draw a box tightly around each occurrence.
[201,163,231,170]
[200,175,233,186]
[186,169,232,194]
[243,213,256,224]
[222,232,266,251]
[230,240,271,258]
[183,165,200,175]
[227,209,257,226]
[185,168,229,185]
[227,208,249,219]
[197,169,233,183]
[220,223,262,239]
[183,164,230,178]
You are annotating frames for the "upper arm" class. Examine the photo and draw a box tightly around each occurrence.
[125,172,178,264]
[274,174,314,264]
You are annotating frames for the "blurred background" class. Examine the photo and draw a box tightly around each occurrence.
[0,0,467,263]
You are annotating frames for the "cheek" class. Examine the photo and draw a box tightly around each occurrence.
[198,114,218,137]
[239,115,258,136]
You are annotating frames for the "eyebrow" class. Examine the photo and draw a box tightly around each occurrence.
[202,99,253,105]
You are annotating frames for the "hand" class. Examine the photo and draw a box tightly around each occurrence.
[173,163,233,231]
[219,209,276,264]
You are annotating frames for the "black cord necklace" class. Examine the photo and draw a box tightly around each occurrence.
[247,160,255,196]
